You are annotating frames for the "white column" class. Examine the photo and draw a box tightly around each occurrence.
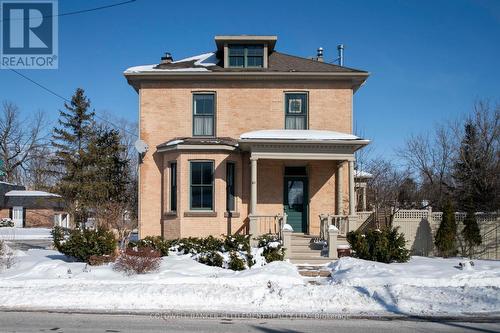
[362,185,367,211]
[250,157,258,215]
[348,160,356,216]
[336,162,344,215]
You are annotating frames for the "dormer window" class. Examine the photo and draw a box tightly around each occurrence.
[228,44,263,68]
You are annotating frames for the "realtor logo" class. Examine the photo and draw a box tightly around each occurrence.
[1,0,58,69]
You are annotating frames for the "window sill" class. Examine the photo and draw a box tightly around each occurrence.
[184,211,217,218]
[224,211,240,218]
[164,211,177,217]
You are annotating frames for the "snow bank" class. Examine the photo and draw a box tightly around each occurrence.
[0,228,52,240]
[0,250,499,316]
[329,256,500,288]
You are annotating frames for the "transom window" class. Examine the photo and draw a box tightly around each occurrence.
[190,161,214,210]
[193,93,215,136]
[228,44,263,68]
[285,93,308,129]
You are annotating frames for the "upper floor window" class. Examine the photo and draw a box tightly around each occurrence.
[193,93,215,136]
[285,93,308,129]
[228,44,263,68]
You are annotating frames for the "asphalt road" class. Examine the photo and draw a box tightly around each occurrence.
[0,312,498,333]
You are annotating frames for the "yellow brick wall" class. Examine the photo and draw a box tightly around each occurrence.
[138,80,353,238]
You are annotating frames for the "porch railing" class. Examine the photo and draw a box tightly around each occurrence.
[319,214,349,240]
[250,214,286,239]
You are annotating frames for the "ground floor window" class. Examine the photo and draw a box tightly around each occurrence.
[170,162,177,211]
[190,161,214,210]
[226,162,235,211]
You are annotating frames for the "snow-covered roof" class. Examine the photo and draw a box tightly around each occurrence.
[5,190,61,197]
[239,130,363,141]
[354,170,373,178]
[124,52,217,74]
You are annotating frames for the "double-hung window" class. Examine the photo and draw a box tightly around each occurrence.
[228,44,263,68]
[193,93,215,136]
[190,161,214,210]
[170,162,177,211]
[226,162,235,212]
[285,93,308,130]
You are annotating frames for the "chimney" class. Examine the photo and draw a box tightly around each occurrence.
[160,52,173,64]
[337,44,344,66]
[316,47,324,62]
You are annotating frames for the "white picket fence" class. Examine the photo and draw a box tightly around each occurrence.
[392,208,500,259]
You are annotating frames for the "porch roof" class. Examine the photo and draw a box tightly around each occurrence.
[239,130,369,160]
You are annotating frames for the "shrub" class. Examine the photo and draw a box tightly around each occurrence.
[88,254,116,266]
[114,247,162,274]
[129,236,170,256]
[0,240,15,270]
[228,251,246,271]
[197,250,223,267]
[52,226,117,263]
[347,227,410,263]
[435,201,458,257]
[256,234,285,263]
[0,218,14,228]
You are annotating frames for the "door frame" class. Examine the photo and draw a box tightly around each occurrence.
[283,175,309,233]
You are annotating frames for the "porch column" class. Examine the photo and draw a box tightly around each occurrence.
[348,160,356,216]
[250,157,258,215]
[336,162,344,215]
[362,185,367,211]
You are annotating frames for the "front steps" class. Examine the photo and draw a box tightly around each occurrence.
[288,233,348,266]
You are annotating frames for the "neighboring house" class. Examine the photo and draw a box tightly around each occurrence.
[124,35,370,242]
[0,182,68,228]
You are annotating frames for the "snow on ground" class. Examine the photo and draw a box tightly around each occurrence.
[0,249,499,316]
[0,227,52,240]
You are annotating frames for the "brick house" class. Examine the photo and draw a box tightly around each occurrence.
[0,181,68,228]
[125,35,370,257]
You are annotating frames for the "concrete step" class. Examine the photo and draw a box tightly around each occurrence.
[291,243,323,251]
[291,250,325,258]
[298,270,331,278]
[290,257,334,265]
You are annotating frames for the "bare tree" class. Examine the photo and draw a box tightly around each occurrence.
[366,157,411,227]
[0,102,48,184]
[398,125,456,210]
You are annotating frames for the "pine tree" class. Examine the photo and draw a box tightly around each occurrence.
[461,201,482,258]
[51,88,95,225]
[434,200,457,257]
[453,122,496,211]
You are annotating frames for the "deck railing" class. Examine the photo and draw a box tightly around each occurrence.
[250,213,286,239]
[319,214,349,240]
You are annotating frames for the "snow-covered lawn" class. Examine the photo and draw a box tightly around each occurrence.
[0,248,499,316]
[0,227,52,240]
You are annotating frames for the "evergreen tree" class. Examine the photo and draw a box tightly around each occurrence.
[434,200,457,257]
[461,202,482,258]
[453,122,496,211]
[85,126,129,204]
[51,88,95,225]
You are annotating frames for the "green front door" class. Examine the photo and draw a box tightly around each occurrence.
[284,176,308,233]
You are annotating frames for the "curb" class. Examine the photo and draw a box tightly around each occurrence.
[1,308,499,323]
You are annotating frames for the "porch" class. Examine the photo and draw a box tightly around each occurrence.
[239,129,370,262]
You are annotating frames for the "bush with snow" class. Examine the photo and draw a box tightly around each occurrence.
[347,227,409,263]
[114,247,161,274]
[0,240,16,270]
[0,218,14,228]
[52,226,117,263]
[256,234,285,263]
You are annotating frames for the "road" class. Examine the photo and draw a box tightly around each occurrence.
[0,311,498,333]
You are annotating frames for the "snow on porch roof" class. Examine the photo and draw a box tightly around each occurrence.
[5,190,61,198]
[239,129,364,141]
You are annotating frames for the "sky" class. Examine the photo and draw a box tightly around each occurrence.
[1,0,499,159]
